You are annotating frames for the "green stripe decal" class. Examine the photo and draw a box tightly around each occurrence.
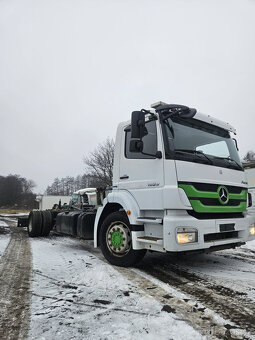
[179,183,247,213]
[190,200,247,213]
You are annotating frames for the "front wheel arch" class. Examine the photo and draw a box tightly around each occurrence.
[99,211,146,267]
[97,203,123,246]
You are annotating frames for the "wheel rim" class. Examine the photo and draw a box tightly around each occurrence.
[106,221,131,256]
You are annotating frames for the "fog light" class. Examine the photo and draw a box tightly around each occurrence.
[177,228,198,244]
[250,225,255,236]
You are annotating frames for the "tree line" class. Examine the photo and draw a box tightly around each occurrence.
[45,174,95,196]
[243,150,255,162]
[0,174,37,209]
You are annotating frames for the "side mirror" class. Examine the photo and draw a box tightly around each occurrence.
[130,139,143,153]
[131,111,146,139]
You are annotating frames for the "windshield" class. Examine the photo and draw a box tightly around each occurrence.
[162,116,243,170]
[71,194,79,204]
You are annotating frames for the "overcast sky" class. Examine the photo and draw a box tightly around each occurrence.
[1,0,255,193]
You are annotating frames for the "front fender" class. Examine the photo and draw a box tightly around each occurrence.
[94,190,141,247]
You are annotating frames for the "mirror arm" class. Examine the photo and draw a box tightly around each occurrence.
[141,108,157,119]
[233,138,239,151]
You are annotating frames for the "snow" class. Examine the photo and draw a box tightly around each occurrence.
[164,240,255,301]
[29,235,202,340]
[0,220,8,227]
[0,220,10,257]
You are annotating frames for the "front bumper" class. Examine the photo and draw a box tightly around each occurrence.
[162,210,255,252]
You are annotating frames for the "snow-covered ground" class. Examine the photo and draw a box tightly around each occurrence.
[0,220,10,257]
[1,217,255,339]
[29,235,202,340]
[160,241,255,297]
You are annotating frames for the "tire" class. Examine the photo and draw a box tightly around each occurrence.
[41,210,52,236]
[99,211,146,267]
[27,211,42,237]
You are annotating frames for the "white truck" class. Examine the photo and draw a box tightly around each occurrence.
[27,102,255,267]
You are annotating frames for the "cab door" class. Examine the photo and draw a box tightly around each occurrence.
[117,120,164,210]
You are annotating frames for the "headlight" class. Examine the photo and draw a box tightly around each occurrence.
[249,225,255,236]
[177,227,198,244]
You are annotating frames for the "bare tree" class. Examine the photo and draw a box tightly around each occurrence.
[83,138,115,187]
[243,150,255,162]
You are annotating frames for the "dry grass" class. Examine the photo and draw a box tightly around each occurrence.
[0,209,30,214]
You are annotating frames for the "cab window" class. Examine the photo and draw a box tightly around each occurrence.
[125,120,157,159]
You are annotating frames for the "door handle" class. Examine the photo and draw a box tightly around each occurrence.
[120,175,129,179]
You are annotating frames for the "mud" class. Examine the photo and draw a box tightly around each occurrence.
[137,255,255,338]
[0,220,32,340]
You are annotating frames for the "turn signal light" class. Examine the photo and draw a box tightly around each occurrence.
[249,225,255,236]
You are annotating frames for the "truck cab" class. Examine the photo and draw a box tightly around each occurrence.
[69,188,97,209]
[94,102,255,266]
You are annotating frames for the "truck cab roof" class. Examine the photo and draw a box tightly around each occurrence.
[119,106,236,134]
[73,188,97,195]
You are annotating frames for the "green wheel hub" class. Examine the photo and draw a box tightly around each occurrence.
[111,231,123,248]
[106,221,131,256]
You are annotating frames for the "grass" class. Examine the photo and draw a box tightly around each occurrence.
[0,208,31,214]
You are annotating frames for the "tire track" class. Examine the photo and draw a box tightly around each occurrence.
[80,240,255,339]
[137,257,255,338]
[0,219,32,340]
[50,237,233,339]
[35,234,255,339]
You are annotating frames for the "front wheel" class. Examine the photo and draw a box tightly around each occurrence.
[99,211,146,267]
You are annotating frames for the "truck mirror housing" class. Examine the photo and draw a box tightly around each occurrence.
[129,139,144,153]
[131,111,146,139]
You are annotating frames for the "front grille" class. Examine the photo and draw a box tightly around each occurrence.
[204,231,239,242]
[219,223,235,232]
[190,182,245,194]
[187,210,244,220]
[197,198,246,207]
[179,181,247,214]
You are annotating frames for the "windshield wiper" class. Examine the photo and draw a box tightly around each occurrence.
[213,156,243,170]
[174,149,214,165]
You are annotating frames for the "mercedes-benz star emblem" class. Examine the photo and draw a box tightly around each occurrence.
[218,186,229,205]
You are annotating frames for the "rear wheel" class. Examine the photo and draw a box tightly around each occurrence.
[99,211,146,267]
[27,211,42,237]
[41,210,52,236]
